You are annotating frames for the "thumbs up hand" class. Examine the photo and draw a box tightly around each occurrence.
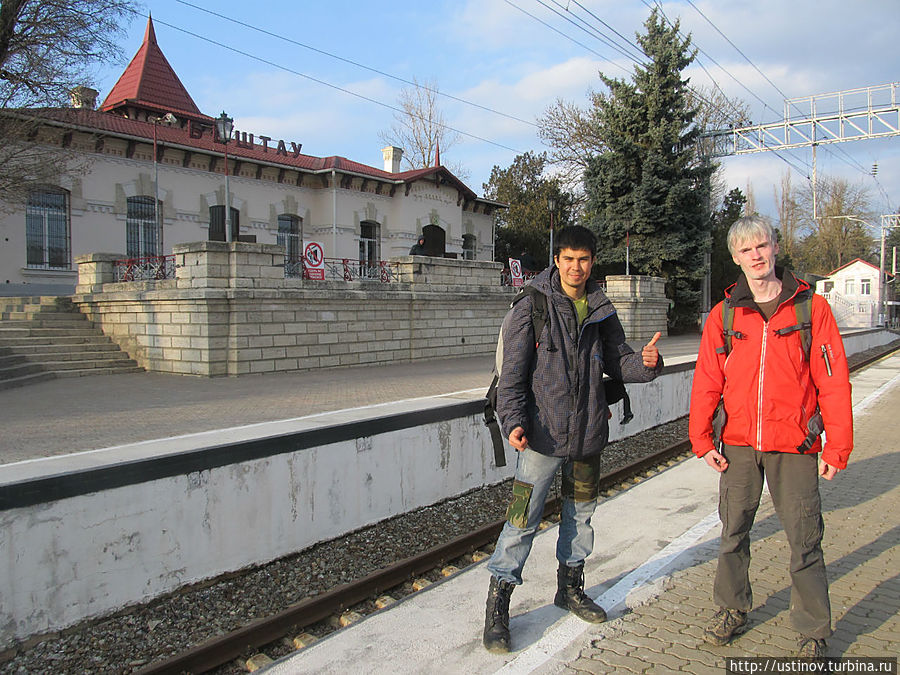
[642,331,661,368]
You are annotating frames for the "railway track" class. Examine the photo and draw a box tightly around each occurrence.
[136,438,695,675]
[132,341,898,674]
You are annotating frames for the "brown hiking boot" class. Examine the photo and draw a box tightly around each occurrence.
[797,637,827,658]
[704,608,747,645]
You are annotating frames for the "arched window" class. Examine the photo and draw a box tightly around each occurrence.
[126,196,161,258]
[26,187,70,269]
[277,214,302,263]
[209,206,240,242]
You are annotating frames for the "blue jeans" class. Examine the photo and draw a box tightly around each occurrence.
[487,448,600,585]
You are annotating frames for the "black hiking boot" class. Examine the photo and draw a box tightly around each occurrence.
[553,563,607,623]
[483,576,515,653]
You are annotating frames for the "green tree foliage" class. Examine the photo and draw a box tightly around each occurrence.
[709,188,745,300]
[483,151,571,270]
[582,8,715,333]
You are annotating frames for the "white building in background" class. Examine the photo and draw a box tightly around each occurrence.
[815,258,895,328]
[0,18,502,296]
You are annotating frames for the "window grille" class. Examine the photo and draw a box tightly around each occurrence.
[26,188,70,269]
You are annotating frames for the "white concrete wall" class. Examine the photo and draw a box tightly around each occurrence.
[2,327,891,647]
[0,363,695,648]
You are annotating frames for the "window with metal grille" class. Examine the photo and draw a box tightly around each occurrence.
[26,188,70,269]
[277,214,302,263]
[209,206,240,242]
[126,196,160,258]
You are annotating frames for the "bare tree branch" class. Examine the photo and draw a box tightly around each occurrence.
[378,77,468,180]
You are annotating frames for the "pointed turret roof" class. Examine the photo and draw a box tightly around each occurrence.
[100,16,208,121]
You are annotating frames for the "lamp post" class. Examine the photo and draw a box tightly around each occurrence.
[215,111,234,243]
[547,196,557,267]
[151,112,177,255]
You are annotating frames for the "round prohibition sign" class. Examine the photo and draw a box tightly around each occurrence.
[304,241,324,266]
[510,259,522,276]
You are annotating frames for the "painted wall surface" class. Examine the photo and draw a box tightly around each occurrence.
[4,329,892,646]
[0,364,697,648]
[0,139,495,294]
[816,260,883,328]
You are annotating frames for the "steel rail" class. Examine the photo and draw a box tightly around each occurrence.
[135,440,693,675]
[134,341,899,674]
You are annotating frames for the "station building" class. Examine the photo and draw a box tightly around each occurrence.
[0,17,502,296]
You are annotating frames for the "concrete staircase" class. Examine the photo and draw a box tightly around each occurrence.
[0,296,143,390]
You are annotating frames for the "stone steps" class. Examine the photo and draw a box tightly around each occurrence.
[0,296,143,388]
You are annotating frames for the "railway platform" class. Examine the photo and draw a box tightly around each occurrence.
[266,351,900,674]
[0,334,705,463]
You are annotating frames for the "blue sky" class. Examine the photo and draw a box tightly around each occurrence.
[97,0,900,226]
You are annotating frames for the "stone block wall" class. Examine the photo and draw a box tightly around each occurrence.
[73,244,669,376]
[396,255,501,290]
[74,243,513,376]
[604,275,669,341]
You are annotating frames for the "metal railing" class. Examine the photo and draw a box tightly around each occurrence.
[500,267,538,286]
[114,255,176,281]
[284,257,400,283]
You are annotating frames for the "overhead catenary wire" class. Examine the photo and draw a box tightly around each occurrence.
[175,0,539,130]
[148,15,524,155]
[680,0,890,204]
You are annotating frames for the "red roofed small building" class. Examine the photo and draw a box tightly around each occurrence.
[0,17,502,295]
[815,258,895,328]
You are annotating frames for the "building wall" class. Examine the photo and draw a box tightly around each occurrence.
[815,260,881,328]
[74,243,511,376]
[0,133,495,295]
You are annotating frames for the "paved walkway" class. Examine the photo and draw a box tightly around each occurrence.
[566,353,900,674]
[267,351,900,674]
[0,335,702,464]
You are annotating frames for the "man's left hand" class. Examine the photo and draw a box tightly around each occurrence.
[819,459,840,480]
[642,332,662,368]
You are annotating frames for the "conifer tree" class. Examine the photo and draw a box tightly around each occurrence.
[583,7,715,332]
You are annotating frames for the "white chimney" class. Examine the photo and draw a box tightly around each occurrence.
[382,146,403,173]
[70,86,99,109]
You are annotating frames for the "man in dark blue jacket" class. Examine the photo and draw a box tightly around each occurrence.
[483,225,663,653]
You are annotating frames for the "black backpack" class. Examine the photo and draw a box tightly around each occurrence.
[483,285,632,467]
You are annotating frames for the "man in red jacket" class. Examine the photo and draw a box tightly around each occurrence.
[689,215,852,658]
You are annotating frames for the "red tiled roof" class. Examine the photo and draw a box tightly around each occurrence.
[826,258,883,277]
[27,15,495,204]
[28,107,488,202]
[100,17,207,121]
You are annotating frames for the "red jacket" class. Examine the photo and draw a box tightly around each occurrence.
[689,269,853,469]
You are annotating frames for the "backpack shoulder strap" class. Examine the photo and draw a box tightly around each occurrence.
[717,298,744,356]
[794,292,813,361]
[512,284,548,346]
[484,284,549,468]
[773,290,814,361]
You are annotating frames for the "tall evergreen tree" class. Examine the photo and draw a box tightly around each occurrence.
[483,151,571,268]
[583,8,715,332]
[710,188,745,301]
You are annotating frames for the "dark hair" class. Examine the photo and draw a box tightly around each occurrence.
[554,225,597,258]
